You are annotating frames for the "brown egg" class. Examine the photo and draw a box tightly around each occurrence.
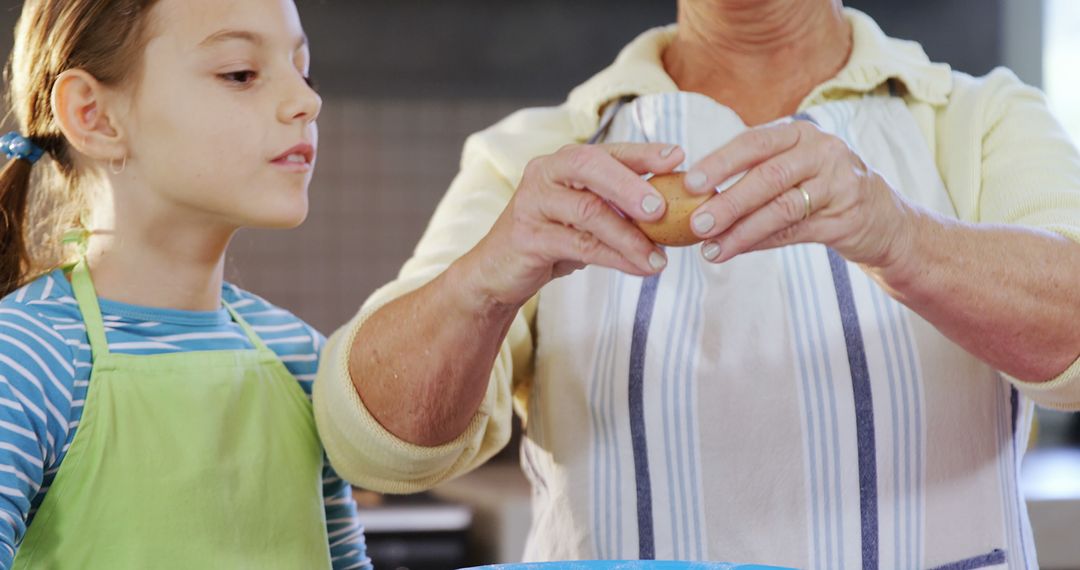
[633,172,711,247]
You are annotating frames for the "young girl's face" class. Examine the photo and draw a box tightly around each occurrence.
[119,0,321,230]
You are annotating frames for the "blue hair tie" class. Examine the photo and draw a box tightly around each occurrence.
[0,132,45,164]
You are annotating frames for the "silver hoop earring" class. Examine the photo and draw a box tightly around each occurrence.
[109,155,127,175]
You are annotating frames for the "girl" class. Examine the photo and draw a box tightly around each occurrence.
[0,0,371,568]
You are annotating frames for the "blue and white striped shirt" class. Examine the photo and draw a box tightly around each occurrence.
[0,270,371,569]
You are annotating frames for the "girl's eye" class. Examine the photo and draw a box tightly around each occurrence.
[219,70,258,85]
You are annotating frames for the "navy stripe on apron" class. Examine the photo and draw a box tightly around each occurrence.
[590,94,658,560]
[827,248,879,569]
[1010,386,1019,438]
[1009,385,1030,567]
[800,107,880,569]
[928,548,1007,570]
[628,273,660,559]
[588,96,636,145]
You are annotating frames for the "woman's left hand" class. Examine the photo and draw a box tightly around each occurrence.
[684,120,920,274]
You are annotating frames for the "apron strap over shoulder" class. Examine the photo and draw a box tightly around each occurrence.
[69,259,110,361]
[63,227,271,355]
[63,228,112,360]
[588,95,637,145]
[222,301,271,352]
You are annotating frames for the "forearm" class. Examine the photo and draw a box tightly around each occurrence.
[348,248,520,447]
[342,140,677,448]
[876,209,1080,382]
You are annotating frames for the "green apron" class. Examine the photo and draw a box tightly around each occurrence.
[12,259,333,569]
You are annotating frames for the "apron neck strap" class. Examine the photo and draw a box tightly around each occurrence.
[70,258,110,361]
[588,95,636,145]
[65,228,270,355]
[222,301,270,352]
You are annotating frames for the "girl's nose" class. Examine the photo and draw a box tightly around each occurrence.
[279,76,321,125]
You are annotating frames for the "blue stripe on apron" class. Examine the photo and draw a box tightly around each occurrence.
[781,245,826,569]
[658,96,687,560]
[625,92,663,559]
[1010,387,1019,438]
[588,271,617,557]
[801,108,879,569]
[629,273,661,559]
[827,248,879,569]
[1009,385,1030,568]
[928,548,1007,570]
[586,95,635,558]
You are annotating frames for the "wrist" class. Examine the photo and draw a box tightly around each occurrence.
[447,243,524,322]
[866,202,934,296]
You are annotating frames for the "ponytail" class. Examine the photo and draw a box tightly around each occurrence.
[0,133,46,297]
[0,158,33,297]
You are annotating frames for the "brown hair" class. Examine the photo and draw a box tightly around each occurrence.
[0,0,160,297]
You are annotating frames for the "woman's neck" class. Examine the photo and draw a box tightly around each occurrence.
[82,191,234,312]
[663,0,852,125]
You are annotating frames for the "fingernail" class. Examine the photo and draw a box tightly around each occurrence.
[660,145,678,158]
[692,212,715,234]
[641,194,663,214]
[702,242,721,261]
[649,251,667,271]
[685,170,708,191]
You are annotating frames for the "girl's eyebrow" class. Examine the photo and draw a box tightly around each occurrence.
[199,29,308,50]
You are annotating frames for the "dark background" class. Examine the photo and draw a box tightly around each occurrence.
[294,0,1005,101]
[0,1,1021,331]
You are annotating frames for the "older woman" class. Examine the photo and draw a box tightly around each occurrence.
[315,1,1080,567]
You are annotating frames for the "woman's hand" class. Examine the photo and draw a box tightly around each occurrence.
[683,120,919,276]
[467,143,685,308]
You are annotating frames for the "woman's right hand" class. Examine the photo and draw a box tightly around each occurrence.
[343,143,682,448]
[464,142,685,309]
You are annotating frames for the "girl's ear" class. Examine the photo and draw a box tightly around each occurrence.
[51,69,129,163]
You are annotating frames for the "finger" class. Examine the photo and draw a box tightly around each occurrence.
[688,145,822,239]
[698,180,825,264]
[700,219,822,263]
[597,141,686,175]
[541,143,685,221]
[538,185,667,274]
[741,219,819,254]
[540,222,664,277]
[682,121,809,195]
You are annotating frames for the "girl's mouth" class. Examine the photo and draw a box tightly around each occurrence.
[271,143,315,172]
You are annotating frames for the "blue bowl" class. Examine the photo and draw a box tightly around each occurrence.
[465,562,796,570]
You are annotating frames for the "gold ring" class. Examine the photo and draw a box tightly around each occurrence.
[798,186,812,220]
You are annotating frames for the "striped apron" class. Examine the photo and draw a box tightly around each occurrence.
[521,91,1037,569]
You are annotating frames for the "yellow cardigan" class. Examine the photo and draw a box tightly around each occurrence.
[314,9,1080,492]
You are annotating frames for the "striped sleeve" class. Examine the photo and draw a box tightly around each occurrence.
[322,463,371,570]
[228,289,370,569]
[0,302,76,567]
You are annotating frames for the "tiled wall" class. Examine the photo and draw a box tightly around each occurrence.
[225,97,544,335]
